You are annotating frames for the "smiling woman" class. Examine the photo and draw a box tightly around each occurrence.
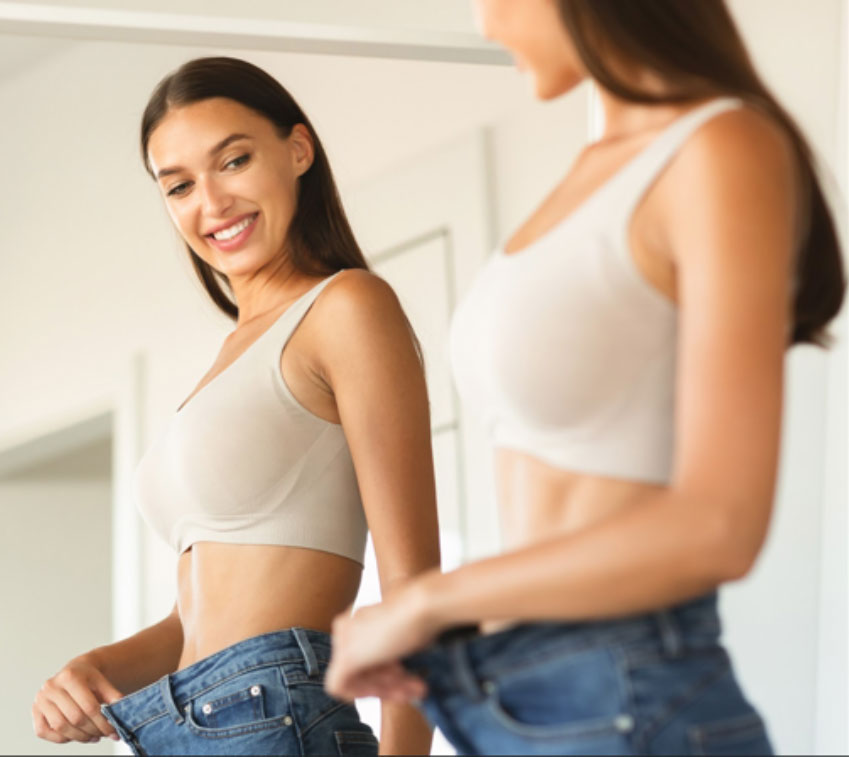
[30,56,440,756]
[140,57,371,320]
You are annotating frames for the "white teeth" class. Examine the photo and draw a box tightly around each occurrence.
[212,215,255,241]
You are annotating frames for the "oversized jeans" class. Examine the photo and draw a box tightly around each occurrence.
[403,592,773,755]
[101,627,378,756]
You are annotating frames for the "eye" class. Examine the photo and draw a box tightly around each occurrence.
[224,154,250,170]
[166,181,192,197]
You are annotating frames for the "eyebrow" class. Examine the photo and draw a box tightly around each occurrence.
[155,133,253,180]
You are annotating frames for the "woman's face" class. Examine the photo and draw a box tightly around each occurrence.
[146,98,313,280]
[472,0,587,99]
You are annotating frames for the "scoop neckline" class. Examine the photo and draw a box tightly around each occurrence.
[496,96,743,262]
[175,273,339,415]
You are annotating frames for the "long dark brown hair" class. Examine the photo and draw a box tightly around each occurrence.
[140,57,369,320]
[557,0,844,346]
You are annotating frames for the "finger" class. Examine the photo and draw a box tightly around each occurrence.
[32,708,70,744]
[344,664,425,701]
[49,688,102,740]
[90,671,124,706]
[65,678,120,738]
[38,695,96,743]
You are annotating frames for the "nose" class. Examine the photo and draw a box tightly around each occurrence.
[197,175,234,219]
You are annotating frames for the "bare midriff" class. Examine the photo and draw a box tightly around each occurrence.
[175,543,362,670]
[480,447,667,634]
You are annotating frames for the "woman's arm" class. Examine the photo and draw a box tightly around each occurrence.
[316,270,441,754]
[326,107,799,700]
[79,601,184,694]
[33,602,183,744]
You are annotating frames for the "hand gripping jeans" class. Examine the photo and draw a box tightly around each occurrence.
[101,628,378,756]
[403,592,773,756]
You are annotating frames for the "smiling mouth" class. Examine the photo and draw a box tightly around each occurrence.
[206,213,258,242]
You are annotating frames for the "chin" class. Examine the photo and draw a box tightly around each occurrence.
[531,71,584,101]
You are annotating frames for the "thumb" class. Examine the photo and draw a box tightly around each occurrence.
[91,672,124,705]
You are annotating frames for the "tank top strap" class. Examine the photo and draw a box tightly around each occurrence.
[261,270,344,356]
[614,96,745,221]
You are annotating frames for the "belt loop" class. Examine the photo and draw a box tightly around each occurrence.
[654,609,684,658]
[158,674,185,724]
[293,627,320,679]
[450,641,484,702]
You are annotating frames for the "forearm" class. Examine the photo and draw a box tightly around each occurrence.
[424,491,745,629]
[379,700,432,756]
[80,609,184,694]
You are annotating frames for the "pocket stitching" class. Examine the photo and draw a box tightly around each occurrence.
[183,699,292,739]
[687,712,767,755]
[203,684,265,728]
[485,683,630,741]
[335,729,379,756]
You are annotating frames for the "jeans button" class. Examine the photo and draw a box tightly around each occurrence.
[481,680,496,695]
[202,703,213,715]
[283,715,293,726]
[250,685,261,697]
[614,714,634,733]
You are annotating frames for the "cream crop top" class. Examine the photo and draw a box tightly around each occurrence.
[449,97,744,484]
[133,271,368,562]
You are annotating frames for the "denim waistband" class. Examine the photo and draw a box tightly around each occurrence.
[404,591,721,690]
[103,627,331,733]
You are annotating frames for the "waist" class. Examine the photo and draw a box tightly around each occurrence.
[495,448,667,551]
[177,543,361,668]
[105,628,332,732]
[404,592,722,687]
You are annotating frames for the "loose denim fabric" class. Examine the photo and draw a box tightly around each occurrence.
[101,628,378,756]
[403,592,773,756]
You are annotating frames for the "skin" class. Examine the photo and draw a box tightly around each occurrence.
[325,0,799,701]
[32,97,439,754]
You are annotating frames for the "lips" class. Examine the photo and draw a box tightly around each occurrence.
[204,212,259,252]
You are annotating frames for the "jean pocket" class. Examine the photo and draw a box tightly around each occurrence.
[334,728,379,756]
[483,645,635,741]
[183,667,293,738]
[687,712,772,756]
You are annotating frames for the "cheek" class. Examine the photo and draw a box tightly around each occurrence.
[167,202,197,241]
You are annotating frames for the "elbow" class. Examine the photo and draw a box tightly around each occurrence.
[694,508,765,585]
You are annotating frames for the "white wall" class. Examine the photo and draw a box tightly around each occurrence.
[722,3,847,754]
[0,476,112,755]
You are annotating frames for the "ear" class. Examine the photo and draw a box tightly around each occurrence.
[289,123,315,177]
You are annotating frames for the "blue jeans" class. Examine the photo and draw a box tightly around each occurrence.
[101,628,378,756]
[403,592,773,755]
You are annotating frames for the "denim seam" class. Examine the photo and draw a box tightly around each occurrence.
[426,695,479,755]
[298,700,350,739]
[623,644,723,668]
[686,711,766,754]
[175,659,304,707]
[335,731,379,744]
[611,644,638,750]
[485,697,627,741]
[632,658,732,752]
[476,625,649,681]
[127,711,170,732]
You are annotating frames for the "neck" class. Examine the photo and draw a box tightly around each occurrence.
[228,257,316,326]
[594,87,687,142]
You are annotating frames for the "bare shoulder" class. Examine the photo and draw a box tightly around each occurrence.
[661,102,800,260]
[675,102,798,193]
[322,268,399,309]
[314,267,407,340]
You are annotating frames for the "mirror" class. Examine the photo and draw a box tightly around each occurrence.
[0,2,845,754]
